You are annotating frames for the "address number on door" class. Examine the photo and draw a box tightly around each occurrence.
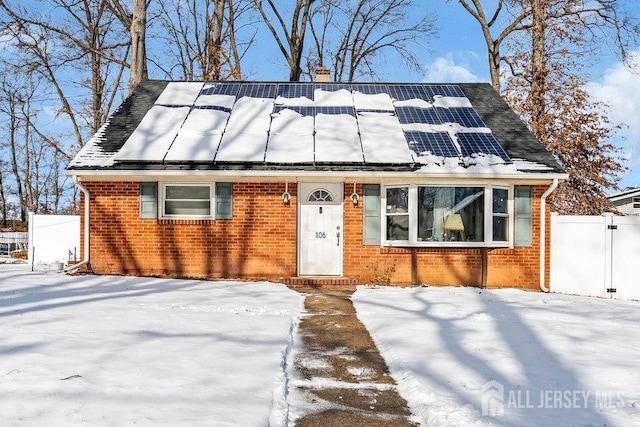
[315,232,326,239]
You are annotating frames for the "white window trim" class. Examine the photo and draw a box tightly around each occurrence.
[381,184,514,248]
[160,183,215,219]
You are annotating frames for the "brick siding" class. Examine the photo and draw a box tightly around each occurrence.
[81,182,550,289]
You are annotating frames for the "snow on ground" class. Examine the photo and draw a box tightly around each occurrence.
[353,286,640,427]
[0,267,303,426]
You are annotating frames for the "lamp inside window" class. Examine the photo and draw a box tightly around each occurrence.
[443,213,465,241]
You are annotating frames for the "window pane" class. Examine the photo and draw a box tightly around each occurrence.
[386,187,408,213]
[165,200,211,215]
[387,215,409,240]
[418,187,484,242]
[493,216,509,242]
[166,185,210,200]
[493,188,508,214]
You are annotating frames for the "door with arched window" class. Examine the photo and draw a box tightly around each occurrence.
[298,182,343,276]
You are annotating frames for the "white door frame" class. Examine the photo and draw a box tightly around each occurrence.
[297,182,344,276]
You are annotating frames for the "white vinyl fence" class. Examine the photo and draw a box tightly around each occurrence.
[27,212,80,270]
[551,213,640,300]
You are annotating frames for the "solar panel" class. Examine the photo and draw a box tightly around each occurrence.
[404,131,459,158]
[316,106,356,116]
[273,105,314,116]
[457,132,511,162]
[194,105,232,113]
[436,107,486,128]
[237,83,278,98]
[315,83,350,92]
[387,85,430,101]
[200,83,240,96]
[396,106,441,124]
[351,84,388,95]
[425,84,465,98]
[277,83,314,100]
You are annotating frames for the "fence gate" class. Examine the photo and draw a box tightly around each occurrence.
[551,214,640,300]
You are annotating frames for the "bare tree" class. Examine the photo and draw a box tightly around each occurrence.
[452,0,640,91]
[308,0,435,82]
[251,0,315,81]
[107,0,149,92]
[152,0,254,80]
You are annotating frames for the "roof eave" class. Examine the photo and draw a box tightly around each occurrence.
[65,167,568,184]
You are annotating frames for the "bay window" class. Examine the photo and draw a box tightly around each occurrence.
[382,184,513,246]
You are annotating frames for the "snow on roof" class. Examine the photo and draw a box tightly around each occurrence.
[270,109,314,135]
[315,113,363,163]
[393,98,433,109]
[67,81,564,175]
[216,131,268,162]
[314,88,353,107]
[352,91,394,110]
[432,96,473,108]
[115,106,190,161]
[358,113,414,163]
[265,134,314,163]
[224,97,273,133]
[165,130,222,161]
[68,121,116,168]
[154,82,204,105]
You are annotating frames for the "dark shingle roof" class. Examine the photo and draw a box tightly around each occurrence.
[460,83,564,173]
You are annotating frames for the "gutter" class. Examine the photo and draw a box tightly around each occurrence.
[539,178,559,292]
[65,176,90,273]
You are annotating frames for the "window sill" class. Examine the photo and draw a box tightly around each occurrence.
[383,241,512,249]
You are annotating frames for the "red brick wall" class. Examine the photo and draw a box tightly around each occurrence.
[343,184,550,290]
[81,182,298,280]
[81,181,550,289]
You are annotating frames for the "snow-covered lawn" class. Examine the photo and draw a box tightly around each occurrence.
[353,286,640,427]
[0,267,302,426]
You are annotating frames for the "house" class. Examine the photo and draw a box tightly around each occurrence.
[65,77,567,289]
[608,187,640,216]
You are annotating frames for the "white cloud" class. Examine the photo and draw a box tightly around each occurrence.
[586,50,640,188]
[423,54,482,83]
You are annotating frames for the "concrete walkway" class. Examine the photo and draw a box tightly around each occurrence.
[289,287,417,426]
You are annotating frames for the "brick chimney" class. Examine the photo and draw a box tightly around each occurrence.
[315,66,330,82]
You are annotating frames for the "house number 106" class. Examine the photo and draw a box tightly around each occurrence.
[315,232,326,239]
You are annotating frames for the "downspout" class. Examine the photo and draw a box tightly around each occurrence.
[65,176,90,273]
[539,178,559,292]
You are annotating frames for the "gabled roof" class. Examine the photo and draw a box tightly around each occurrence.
[608,187,640,201]
[66,80,564,177]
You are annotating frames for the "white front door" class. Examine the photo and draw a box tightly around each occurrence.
[298,183,343,276]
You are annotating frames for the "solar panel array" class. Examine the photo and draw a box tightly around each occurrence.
[118,82,511,166]
[405,131,459,158]
[396,106,441,125]
[457,133,511,162]
[435,107,486,128]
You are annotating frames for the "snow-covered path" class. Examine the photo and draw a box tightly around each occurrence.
[0,267,303,426]
[353,286,640,427]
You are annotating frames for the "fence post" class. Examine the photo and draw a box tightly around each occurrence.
[603,213,614,298]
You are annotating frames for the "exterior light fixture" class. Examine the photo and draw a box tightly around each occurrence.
[282,182,291,204]
[350,183,359,205]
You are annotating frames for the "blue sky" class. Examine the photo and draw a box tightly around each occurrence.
[241,2,640,191]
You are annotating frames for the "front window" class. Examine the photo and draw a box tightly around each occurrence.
[386,187,409,241]
[382,185,512,247]
[418,187,484,242]
[163,184,213,217]
[492,188,509,242]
